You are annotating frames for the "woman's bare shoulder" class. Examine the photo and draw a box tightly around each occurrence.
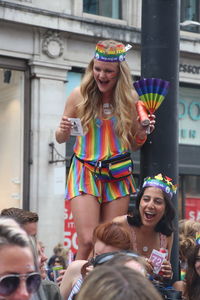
[67,86,83,105]
[63,86,83,116]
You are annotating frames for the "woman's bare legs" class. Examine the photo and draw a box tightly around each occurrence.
[71,194,100,260]
[100,195,130,222]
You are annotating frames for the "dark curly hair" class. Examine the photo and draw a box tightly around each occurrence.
[127,187,176,236]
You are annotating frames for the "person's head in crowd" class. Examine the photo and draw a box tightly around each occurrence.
[1,207,38,236]
[53,242,66,256]
[48,255,66,270]
[37,241,48,280]
[185,243,200,300]
[128,173,176,236]
[92,251,147,277]
[76,265,162,300]
[0,217,41,300]
[60,222,135,299]
[179,219,200,264]
[92,222,133,256]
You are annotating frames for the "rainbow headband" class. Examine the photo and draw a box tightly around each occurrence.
[196,233,200,245]
[94,43,132,62]
[142,173,177,199]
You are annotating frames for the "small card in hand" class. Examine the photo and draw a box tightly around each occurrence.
[69,118,84,136]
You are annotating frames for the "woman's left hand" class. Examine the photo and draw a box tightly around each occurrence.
[137,114,156,137]
[159,260,173,279]
[148,114,156,134]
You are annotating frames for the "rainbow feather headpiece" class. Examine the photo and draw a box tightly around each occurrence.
[142,173,177,199]
[94,43,132,62]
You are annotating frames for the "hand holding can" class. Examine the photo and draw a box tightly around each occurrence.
[136,101,150,126]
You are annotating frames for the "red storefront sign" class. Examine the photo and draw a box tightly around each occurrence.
[64,200,78,254]
[185,197,200,221]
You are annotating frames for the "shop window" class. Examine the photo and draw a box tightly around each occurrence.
[179,86,200,146]
[180,175,200,221]
[0,57,30,210]
[181,0,200,32]
[83,0,122,19]
[0,68,24,210]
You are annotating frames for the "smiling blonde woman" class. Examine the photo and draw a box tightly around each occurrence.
[56,40,156,260]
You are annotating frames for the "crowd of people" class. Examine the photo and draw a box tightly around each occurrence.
[1,39,199,300]
[1,199,200,300]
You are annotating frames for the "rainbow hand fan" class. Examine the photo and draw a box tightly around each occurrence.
[133,78,170,115]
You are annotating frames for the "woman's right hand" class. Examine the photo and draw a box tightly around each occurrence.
[145,259,154,275]
[59,116,73,133]
[56,116,73,143]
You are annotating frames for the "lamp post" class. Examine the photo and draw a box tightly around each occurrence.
[140,0,180,282]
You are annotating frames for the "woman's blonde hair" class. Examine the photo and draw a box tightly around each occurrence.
[179,219,200,261]
[76,265,162,300]
[78,40,138,149]
[0,217,29,248]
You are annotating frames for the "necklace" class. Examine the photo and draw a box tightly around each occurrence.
[142,246,149,253]
[103,103,113,115]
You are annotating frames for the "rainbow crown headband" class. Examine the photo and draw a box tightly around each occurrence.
[94,43,132,62]
[142,173,177,199]
[196,233,200,245]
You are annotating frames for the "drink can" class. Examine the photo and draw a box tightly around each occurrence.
[52,265,63,282]
[159,248,168,260]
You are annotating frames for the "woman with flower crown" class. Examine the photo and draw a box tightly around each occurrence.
[113,173,176,280]
[55,40,155,260]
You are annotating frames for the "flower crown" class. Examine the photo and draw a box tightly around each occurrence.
[94,42,132,62]
[142,173,177,199]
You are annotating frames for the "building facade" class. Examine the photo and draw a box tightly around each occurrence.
[0,0,199,255]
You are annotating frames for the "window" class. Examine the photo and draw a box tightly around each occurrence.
[0,57,30,210]
[83,0,122,19]
[181,0,200,32]
[179,175,200,221]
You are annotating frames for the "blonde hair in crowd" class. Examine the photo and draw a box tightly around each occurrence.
[0,217,29,247]
[179,219,200,261]
[76,265,162,300]
[79,40,139,149]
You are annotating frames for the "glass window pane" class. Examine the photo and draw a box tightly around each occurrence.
[83,0,98,14]
[181,0,200,32]
[184,175,200,221]
[0,69,24,209]
[179,86,200,146]
[83,0,121,19]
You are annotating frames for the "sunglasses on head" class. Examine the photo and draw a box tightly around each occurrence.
[0,272,41,296]
[92,250,139,267]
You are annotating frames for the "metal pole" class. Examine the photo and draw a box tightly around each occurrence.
[140,0,180,282]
